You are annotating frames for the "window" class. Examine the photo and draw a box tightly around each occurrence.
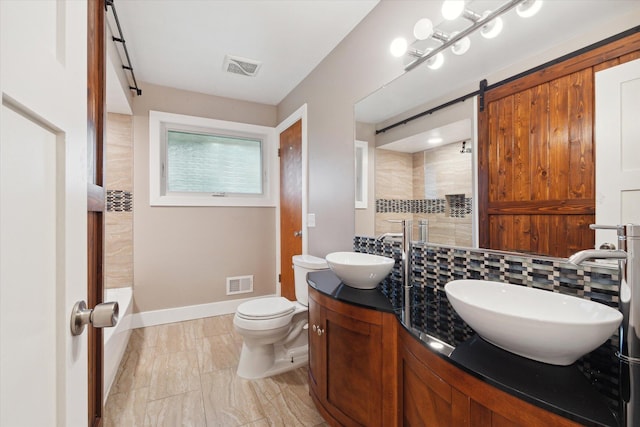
[149,111,276,207]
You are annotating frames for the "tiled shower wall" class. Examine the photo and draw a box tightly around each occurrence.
[105,113,133,289]
[375,143,472,246]
[353,236,621,415]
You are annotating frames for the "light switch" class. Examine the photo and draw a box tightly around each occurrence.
[307,213,316,227]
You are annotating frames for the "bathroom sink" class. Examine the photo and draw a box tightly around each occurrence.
[325,252,394,290]
[444,279,622,366]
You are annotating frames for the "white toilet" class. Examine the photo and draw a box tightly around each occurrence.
[234,254,328,379]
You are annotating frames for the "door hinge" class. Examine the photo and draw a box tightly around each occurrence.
[277,148,281,157]
[278,274,281,283]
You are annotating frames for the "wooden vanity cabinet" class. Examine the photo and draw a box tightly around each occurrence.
[308,287,398,427]
[399,327,582,427]
[308,285,583,427]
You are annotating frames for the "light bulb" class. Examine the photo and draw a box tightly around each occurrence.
[413,18,434,40]
[450,32,470,55]
[390,37,408,58]
[426,50,444,70]
[441,0,465,20]
[480,11,503,39]
[516,0,543,18]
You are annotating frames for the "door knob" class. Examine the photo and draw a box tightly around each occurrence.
[293,230,302,237]
[70,300,119,336]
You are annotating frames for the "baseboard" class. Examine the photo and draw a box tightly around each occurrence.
[129,294,277,329]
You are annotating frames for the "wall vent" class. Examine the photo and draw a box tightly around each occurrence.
[223,55,262,77]
[226,275,254,295]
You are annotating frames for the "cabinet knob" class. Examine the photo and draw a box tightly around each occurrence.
[317,327,324,336]
[312,324,317,332]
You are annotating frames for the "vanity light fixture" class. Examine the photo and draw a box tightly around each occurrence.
[441,0,465,20]
[516,0,543,18]
[457,8,504,40]
[449,32,471,55]
[431,29,471,56]
[390,37,409,58]
[412,20,471,57]
[408,47,445,70]
[413,18,434,40]
[478,11,504,39]
[425,49,445,70]
[393,0,542,72]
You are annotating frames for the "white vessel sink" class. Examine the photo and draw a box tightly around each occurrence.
[325,252,394,290]
[444,279,622,366]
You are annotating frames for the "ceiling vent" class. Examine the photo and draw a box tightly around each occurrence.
[223,55,262,77]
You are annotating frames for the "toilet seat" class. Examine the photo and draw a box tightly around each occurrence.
[236,296,295,320]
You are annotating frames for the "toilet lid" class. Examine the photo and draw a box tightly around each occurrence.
[236,297,295,320]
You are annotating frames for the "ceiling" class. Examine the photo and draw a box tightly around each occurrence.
[379,119,472,153]
[107,0,378,108]
[106,0,640,121]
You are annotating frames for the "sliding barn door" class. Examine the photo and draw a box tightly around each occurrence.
[478,32,640,258]
[480,69,595,257]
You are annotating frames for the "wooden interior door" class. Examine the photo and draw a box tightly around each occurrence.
[88,0,106,424]
[0,1,90,425]
[279,119,303,300]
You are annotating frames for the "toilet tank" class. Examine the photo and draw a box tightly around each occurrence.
[292,254,328,306]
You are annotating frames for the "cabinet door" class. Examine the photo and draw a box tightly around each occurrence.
[325,308,383,426]
[402,345,456,426]
[308,293,325,400]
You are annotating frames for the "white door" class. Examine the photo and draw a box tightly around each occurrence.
[0,1,88,426]
[595,59,640,248]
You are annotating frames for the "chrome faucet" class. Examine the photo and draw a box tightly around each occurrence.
[376,232,403,240]
[379,220,412,327]
[568,224,640,427]
[567,249,628,264]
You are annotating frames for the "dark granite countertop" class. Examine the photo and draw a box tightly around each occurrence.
[307,269,394,313]
[307,270,619,427]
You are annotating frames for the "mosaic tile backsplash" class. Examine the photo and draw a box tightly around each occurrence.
[353,236,622,417]
[376,197,472,218]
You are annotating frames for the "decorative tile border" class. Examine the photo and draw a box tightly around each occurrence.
[353,236,621,416]
[376,198,472,217]
[106,190,133,212]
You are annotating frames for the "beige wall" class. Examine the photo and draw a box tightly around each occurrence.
[276,1,417,256]
[105,113,134,289]
[132,83,278,313]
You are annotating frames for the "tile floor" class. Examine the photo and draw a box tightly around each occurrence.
[104,314,329,426]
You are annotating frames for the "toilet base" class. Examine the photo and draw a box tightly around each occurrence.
[236,340,308,379]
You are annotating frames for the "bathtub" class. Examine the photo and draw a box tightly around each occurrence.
[103,287,133,402]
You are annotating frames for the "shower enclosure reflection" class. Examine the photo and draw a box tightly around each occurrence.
[374,120,473,246]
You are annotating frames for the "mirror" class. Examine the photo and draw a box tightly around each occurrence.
[353,1,639,254]
[355,92,478,247]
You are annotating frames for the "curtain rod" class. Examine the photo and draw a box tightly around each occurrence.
[105,0,142,96]
[376,24,640,135]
